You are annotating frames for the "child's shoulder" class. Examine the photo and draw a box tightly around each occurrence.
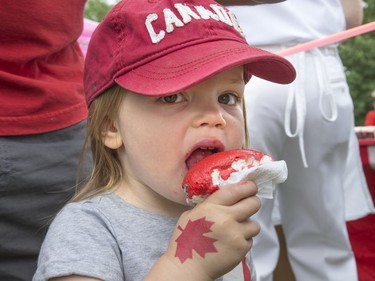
[42,193,127,252]
[51,193,178,235]
[55,192,124,223]
[50,194,113,228]
[51,192,154,230]
[36,193,125,280]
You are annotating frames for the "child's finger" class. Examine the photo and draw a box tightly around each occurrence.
[230,195,261,222]
[203,180,258,207]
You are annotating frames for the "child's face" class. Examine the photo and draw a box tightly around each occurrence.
[106,66,246,214]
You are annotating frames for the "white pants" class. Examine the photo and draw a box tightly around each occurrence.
[246,46,373,281]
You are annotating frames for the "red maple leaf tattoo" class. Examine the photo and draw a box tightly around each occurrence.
[175,217,218,263]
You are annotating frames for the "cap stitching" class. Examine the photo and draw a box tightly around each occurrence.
[114,36,245,78]
[130,47,254,79]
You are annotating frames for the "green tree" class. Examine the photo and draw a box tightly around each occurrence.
[339,0,375,125]
[84,0,114,22]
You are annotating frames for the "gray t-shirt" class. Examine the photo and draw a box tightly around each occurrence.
[33,193,255,281]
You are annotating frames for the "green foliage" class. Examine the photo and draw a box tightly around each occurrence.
[339,0,375,125]
[84,0,114,22]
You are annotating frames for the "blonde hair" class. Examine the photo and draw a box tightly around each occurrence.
[74,85,125,202]
[74,84,250,202]
[243,100,250,148]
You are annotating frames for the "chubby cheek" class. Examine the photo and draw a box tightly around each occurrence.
[148,166,188,205]
[169,183,189,204]
[150,140,189,203]
[128,137,188,203]
[153,154,187,202]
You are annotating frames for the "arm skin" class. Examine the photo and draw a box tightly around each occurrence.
[216,0,286,6]
[340,0,364,29]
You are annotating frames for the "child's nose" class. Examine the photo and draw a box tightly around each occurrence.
[192,104,227,128]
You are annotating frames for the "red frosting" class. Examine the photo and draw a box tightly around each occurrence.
[182,149,267,204]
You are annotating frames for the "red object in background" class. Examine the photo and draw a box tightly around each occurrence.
[364,110,375,127]
[346,138,375,281]
[357,139,375,202]
[347,215,375,281]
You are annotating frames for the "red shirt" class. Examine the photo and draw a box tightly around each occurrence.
[365,110,375,126]
[0,0,88,135]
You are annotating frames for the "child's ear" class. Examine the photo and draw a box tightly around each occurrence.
[102,119,123,149]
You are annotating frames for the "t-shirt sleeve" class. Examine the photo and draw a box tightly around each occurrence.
[33,202,124,281]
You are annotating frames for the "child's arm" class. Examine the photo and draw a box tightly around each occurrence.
[145,180,260,281]
[340,0,363,29]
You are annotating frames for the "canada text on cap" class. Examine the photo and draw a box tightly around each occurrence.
[84,0,296,105]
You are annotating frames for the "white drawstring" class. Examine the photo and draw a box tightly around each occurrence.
[284,52,308,167]
[312,48,338,122]
[283,47,339,168]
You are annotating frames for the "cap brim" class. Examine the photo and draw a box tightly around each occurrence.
[115,39,295,96]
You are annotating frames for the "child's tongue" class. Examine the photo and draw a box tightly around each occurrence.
[186,149,214,170]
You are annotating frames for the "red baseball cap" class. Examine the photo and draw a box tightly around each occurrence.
[84,0,296,105]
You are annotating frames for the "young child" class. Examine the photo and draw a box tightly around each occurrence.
[33,0,295,280]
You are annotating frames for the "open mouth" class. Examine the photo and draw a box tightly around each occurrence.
[185,147,220,170]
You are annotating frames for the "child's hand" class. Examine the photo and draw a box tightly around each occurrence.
[148,180,260,281]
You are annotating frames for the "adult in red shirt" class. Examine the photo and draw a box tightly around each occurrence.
[364,90,375,126]
[0,1,90,279]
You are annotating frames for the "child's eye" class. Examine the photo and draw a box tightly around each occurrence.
[218,93,240,105]
[160,93,185,103]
